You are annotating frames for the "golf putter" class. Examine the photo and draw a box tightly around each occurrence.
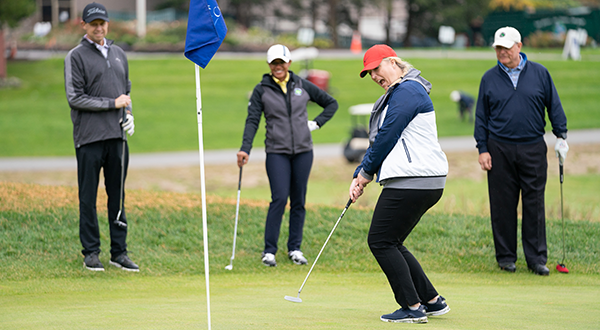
[114,108,128,229]
[225,166,243,270]
[556,162,569,273]
[285,198,352,303]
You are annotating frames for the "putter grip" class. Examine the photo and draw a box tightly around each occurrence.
[345,198,352,209]
[559,164,564,184]
[122,108,127,139]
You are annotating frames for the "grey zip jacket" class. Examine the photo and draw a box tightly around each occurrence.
[65,37,132,148]
[240,71,338,155]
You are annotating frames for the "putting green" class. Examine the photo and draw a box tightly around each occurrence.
[1,272,598,329]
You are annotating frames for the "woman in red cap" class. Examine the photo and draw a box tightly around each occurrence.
[349,44,450,323]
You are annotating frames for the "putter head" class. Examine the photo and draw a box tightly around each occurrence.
[284,295,302,303]
[556,263,569,273]
[224,264,233,270]
[113,220,127,228]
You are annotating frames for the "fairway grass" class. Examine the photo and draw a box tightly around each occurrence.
[2,53,600,157]
[1,272,599,329]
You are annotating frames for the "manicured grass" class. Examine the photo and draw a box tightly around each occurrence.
[1,182,599,329]
[1,53,599,156]
[2,273,599,329]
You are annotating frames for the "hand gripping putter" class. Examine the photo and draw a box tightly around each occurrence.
[285,199,352,303]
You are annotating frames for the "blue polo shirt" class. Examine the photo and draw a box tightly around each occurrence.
[498,54,526,88]
[474,52,567,153]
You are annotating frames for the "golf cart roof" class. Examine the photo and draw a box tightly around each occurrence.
[348,103,374,116]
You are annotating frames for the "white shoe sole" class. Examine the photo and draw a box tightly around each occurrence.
[290,258,307,265]
[83,262,104,271]
[426,306,450,316]
[109,260,140,272]
[380,316,428,323]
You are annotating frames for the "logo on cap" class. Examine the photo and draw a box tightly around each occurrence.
[500,32,505,38]
[87,7,106,16]
[82,2,109,23]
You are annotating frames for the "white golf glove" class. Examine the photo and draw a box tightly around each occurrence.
[308,120,319,132]
[121,113,135,136]
[554,138,568,165]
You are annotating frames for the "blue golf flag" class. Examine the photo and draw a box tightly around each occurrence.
[184,0,227,68]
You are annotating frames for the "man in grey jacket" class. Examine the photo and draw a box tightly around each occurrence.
[64,2,138,272]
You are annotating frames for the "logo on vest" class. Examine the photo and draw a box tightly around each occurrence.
[294,88,302,96]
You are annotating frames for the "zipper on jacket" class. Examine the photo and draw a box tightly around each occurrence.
[401,138,412,163]
[287,81,296,153]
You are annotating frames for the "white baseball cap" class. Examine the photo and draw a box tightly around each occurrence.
[492,26,521,49]
[450,90,460,102]
[267,44,291,63]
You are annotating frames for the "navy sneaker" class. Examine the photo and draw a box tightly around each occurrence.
[83,251,104,271]
[109,252,139,272]
[424,296,450,316]
[380,305,428,323]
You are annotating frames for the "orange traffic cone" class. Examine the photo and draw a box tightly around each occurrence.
[350,31,362,54]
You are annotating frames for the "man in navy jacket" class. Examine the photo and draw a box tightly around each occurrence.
[474,26,569,276]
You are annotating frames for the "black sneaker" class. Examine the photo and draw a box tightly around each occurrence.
[499,262,516,273]
[84,252,104,271]
[380,305,428,323]
[424,296,450,316]
[528,264,550,276]
[110,252,139,272]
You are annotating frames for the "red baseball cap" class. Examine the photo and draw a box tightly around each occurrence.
[360,44,398,78]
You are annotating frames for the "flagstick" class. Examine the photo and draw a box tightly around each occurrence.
[195,63,211,330]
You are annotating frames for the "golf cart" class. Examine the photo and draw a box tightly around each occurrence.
[292,47,331,93]
[343,103,373,163]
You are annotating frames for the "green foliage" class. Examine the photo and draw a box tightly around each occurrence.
[142,21,188,44]
[526,30,567,48]
[0,0,35,27]
[154,0,189,11]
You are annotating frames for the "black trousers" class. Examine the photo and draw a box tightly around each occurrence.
[368,188,443,309]
[76,139,128,257]
[487,138,548,266]
[264,151,313,254]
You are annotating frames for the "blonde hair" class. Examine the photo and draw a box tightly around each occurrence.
[382,57,413,76]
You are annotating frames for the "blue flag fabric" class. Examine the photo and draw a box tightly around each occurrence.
[184,0,227,68]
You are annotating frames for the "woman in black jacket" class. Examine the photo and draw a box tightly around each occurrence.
[237,44,338,267]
